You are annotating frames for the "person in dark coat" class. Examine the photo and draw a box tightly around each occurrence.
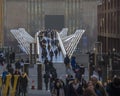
[49,50,54,61]
[19,72,29,96]
[15,60,21,70]
[80,64,85,75]
[0,52,5,66]
[64,54,71,74]
[6,63,14,75]
[45,61,50,73]
[106,76,120,96]
[42,48,47,59]
[69,78,83,96]
[44,57,49,65]
[54,49,58,59]
[64,54,70,67]
[47,43,51,52]
[57,45,61,55]
[43,72,50,90]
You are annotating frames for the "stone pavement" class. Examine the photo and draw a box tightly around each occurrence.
[27,89,51,96]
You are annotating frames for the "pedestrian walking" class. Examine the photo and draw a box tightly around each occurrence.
[64,54,70,67]
[91,75,107,96]
[19,72,29,96]
[83,81,98,96]
[15,60,21,70]
[52,79,65,96]
[106,76,120,96]
[20,59,24,72]
[57,45,61,55]
[69,78,83,96]
[54,49,58,59]
[43,72,50,91]
[49,50,54,61]
[1,69,8,85]
[71,56,77,72]
[0,52,5,66]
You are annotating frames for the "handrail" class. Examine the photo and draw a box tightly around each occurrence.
[10,28,34,54]
[62,29,85,58]
[57,32,66,57]
[35,31,41,61]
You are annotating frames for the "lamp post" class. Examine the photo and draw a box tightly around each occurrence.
[107,48,115,80]
[94,42,103,66]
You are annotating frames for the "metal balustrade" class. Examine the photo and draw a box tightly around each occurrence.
[62,29,85,57]
[59,28,68,38]
[10,28,34,54]
[10,28,85,62]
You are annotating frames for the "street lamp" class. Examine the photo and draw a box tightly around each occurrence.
[107,48,115,80]
[112,48,115,52]
[94,42,103,66]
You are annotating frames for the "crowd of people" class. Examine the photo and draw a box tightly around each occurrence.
[38,29,62,62]
[42,54,120,96]
[1,68,29,96]
[0,28,120,96]
[39,29,120,96]
[0,53,29,96]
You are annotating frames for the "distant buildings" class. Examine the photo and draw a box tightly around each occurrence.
[3,0,97,52]
[97,0,120,53]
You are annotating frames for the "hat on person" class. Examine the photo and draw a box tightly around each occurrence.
[91,74,99,80]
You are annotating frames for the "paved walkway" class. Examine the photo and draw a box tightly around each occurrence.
[27,89,51,96]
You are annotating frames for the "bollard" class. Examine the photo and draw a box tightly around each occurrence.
[31,80,35,90]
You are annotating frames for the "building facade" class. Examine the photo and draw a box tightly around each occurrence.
[4,0,97,52]
[97,0,120,53]
[97,0,120,78]
[0,0,3,47]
